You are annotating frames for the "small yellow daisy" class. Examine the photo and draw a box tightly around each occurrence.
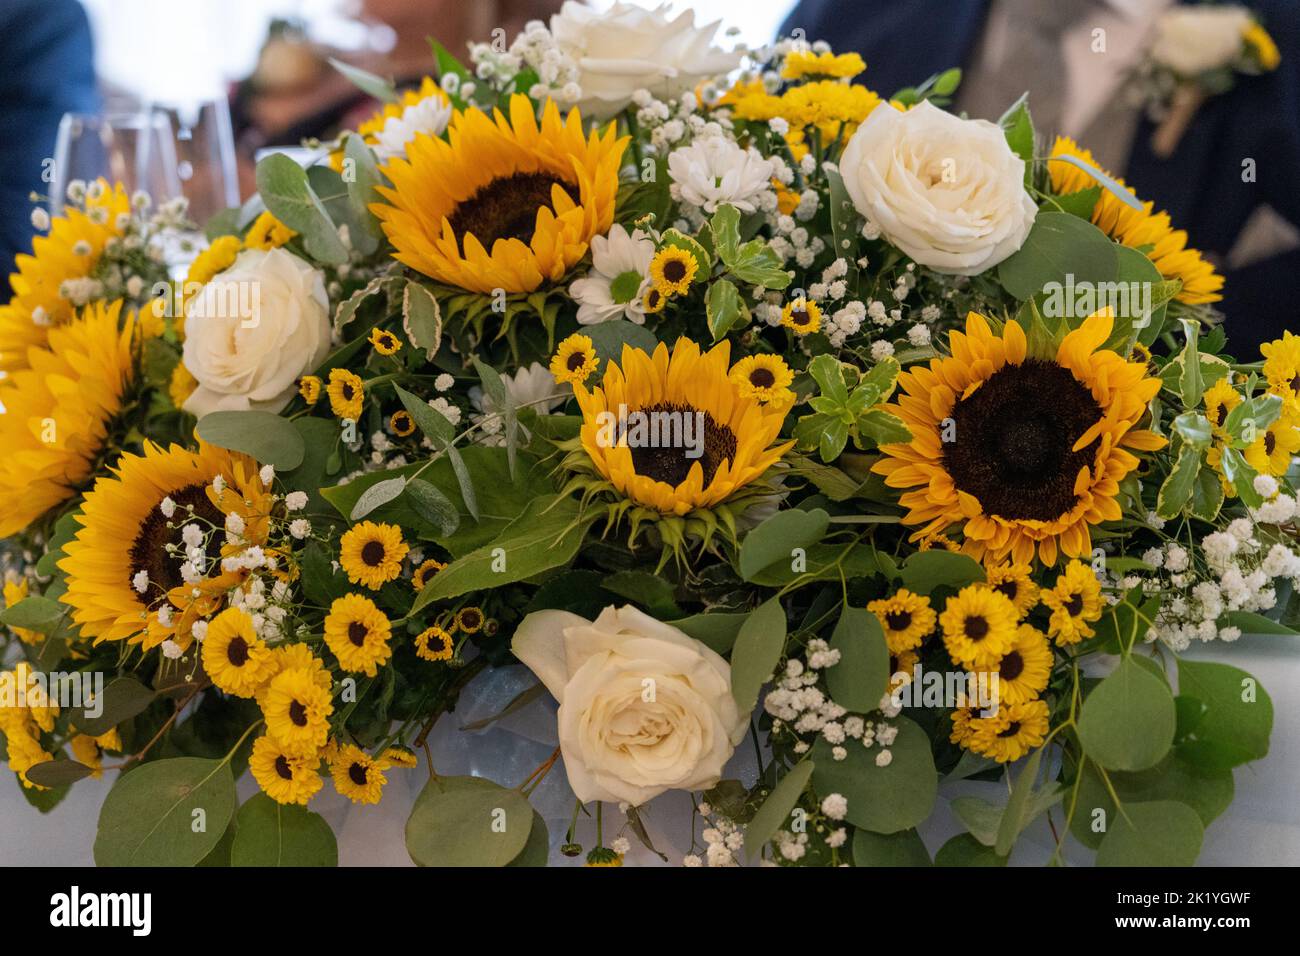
[984,562,1040,618]
[730,354,795,405]
[1041,560,1103,646]
[641,285,666,314]
[411,558,447,592]
[339,521,408,590]
[323,593,393,676]
[329,743,387,804]
[550,333,599,386]
[299,374,322,405]
[201,607,275,698]
[414,625,454,662]
[781,298,822,335]
[648,246,698,297]
[940,585,1018,669]
[455,606,485,634]
[389,410,416,437]
[369,327,403,356]
[249,734,323,805]
[327,368,364,420]
[867,589,936,654]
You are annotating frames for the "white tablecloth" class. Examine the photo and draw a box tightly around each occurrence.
[4,634,1297,866]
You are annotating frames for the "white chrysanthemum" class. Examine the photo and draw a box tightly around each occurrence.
[667,136,775,214]
[373,93,453,162]
[569,223,655,325]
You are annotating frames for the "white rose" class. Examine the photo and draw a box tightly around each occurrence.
[550,1,740,120]
[182,247,331,417]
[838,100,1038,276]
[512,604,747,806]
[1150,7,1251,77]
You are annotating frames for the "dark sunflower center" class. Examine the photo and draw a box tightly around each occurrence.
[289,700,308,726]
[341,383,355,400]
[448,172,577,248]
[789,308,811,326]
[349,762,369,786]
[274,755,294,780]
[749,368,776,389]
[999,650,1025,681]
[567,351,587,372]
[964,616,990,641]
[995,580,1018,601]
[624,402,738,488]
[347,621,368,646]
[645,289,662,309]
[361,540,386,567]
[461,610,482,629]
[1215,403,1229,427]
[226,636,250,667]
[663,259,687,283]
[885,610,912,632]
[943,359,1104,522]
[1064,593,1083,616]
[1290,373,1300,395]
[998,721,1022,738]
[128,483,223,597]
[1265,431,1276,455]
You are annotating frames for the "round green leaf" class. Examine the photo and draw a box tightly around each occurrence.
[196,410,307,470]
[852,828,931,866]
[23,759,95,788]
[506,810,550,867]
[744,760,814,861]
[230,793,338,867]
[825,606,889,713]
[1096,800,1204,866]
[934,832,1007,867]
[1175,659,1273,771]
[1077,657,1176,771]
[406,775,534,867]
[811,716,937,834]
[730,597,788,716]
[738,508,830,581]
[997,211,1119,302]
[898,550,985,594]
[94,757,237,866]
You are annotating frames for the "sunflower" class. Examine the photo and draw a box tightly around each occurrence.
[1261,331,1300,413]
[454,606,485,634]
[781,298,822,335]
[1203,376,1241,439]
[249,734,323,805]
[1041,559,1104,645]
[4,579,42,645]
[0,180,130,372]
[940,584,1018,669]
[648,247,698,297]
[984,562,1039,618]
[329,743,387,804]
[874,311,1165,566]
[1048,137,1223,304]
[324,594,393,676]
[299,375,322,405]
[411,557,447,591]
[551,332,599,386]
[371,95,626,294]
[570,338,794,515]
[782,50,866,81]
[414,625,454,661]
[641,285,666,314]
[202,607,276,697]
[261,667,334,757]
[327,368,364,420]
[59,440,273,649]
[0,300,136,538]
[369,327,402,356]
[730,355,795,405]
[389,410,416,437]
[979,623,1052,706]
[1244,407,1300,476]
[867,589,935,653]
[968,698,1049,763]
[242,210,297,251]
[339,521,408,589]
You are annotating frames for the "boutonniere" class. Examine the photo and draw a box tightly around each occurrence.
[1132,4,1280,158]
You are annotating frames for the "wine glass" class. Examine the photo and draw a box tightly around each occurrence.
[50,111,182,215]
[156,98,240,224]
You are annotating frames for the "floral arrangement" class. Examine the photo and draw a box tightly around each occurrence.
[1,2,1295,868]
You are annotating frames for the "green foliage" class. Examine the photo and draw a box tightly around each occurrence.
[230,794,338,867]
[810,717,937,833]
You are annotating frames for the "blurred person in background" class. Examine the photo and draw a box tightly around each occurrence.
[231,0,565,192]
[0,0,99,295]
[779,0,1300,350]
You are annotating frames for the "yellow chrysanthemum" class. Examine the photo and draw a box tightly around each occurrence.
[1243,22,1281,71]
[339,521,407,589]
[641,285,667,314]
[259,642,332,702]
[3,579,42,644]
[985,562,1040,618]
[0,180,130,372]
[968,698,1049,763]
[782,50,867,80]
[186,235,241,288]
[4,727,53,789]
[69,727,121,778]
[949,706,983,748]
[261,666,334,757]
[0,299,135,537]
[371,95,627,294]
[572,338,794,515]
[1048,137,1223,304]
[323,593,392,676]
[1203,376,1242,439]
[551,332,599,385]
[327,368,364,420]
[329,743,387,804]
[873,311,1166,566]
[1041,559,1104,645]
[411,557,447,592]
[867,589,936,654]
[376,746,418,769]
[369,327,402,356]
[781,298,822,335]
[648,246,698,297]
[1261,330,1300,413]
[455,606,485,634]
[414,625,454,661]
[978,623,1053,706]
[242,210,297,251]
[730,355,795,405]
[249,734,323,805]
[940,584,1019,669]
[1244,407,1300,476]
[389,410,416,436]
[202,607,276,697]
[58,440,273,649]
[718,79,781,121]
[299,374,323,405]
[776,80,883,140]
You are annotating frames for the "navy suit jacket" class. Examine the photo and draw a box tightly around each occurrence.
[780,0,1300,351]
[0,0,100,295]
